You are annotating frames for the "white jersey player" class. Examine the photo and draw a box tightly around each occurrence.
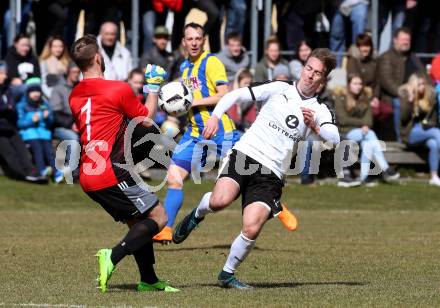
[172,48,340,289]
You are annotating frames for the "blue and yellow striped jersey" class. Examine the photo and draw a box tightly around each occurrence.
[180,50,235,138]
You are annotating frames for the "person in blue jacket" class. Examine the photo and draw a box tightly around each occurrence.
[16,77,63,183]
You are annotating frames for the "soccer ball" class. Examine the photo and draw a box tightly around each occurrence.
[158,81,193,116]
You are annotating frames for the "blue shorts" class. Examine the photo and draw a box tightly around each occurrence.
[171,130,241,173]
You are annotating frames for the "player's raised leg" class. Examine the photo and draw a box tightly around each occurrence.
[152,164,189,243]
[173,177,240,244]
[218,202,270,289]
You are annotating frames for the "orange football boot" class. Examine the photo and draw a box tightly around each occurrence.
[277,202,299,231]
[152,226,173,244]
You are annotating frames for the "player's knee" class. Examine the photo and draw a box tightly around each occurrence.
[241,224,260,240]
[209,193,229,211]
[167,175,183,189]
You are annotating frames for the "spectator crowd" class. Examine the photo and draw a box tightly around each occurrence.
[0,0,440,186]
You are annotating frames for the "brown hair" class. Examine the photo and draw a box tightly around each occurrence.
[128,68,144,80]
[39,36,70,66]
[226,32,242,44]
[70,34,100,71]
[183,22,205,37]
[345,74,367,112]
[265,36,280,50]
[355,33,373,48]
[307,48,336,78]
[393,27,411,39]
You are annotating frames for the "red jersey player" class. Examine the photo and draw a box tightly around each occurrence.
[69,34,179,293]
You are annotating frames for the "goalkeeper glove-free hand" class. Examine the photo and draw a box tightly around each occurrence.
[143,64,168,94]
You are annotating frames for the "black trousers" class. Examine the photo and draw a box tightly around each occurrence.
[0,133,35,180]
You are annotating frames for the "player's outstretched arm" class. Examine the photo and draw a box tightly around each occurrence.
[202,87,254,139]
[143,64,168,126]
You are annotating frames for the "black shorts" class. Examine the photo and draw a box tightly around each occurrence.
[87,178,159,223]
[218,149,284,217]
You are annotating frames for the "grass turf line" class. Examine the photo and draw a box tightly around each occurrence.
[0,177,439,307]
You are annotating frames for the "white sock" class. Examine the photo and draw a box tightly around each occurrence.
[195,192,213,219]
[223,232,256,274]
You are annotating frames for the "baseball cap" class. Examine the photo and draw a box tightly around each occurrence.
[154,26,170,37]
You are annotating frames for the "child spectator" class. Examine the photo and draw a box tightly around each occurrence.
[289,39,313,81]
[334,74,400,186]
[16,78,63,183]
[226,69,255,132]
[399,74,440,186]
[40,36,70,98]
[0,62,47,184]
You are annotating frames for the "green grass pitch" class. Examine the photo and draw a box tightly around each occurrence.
[0,177,439,307]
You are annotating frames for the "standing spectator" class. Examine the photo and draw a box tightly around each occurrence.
[378,0,406,42]
[171,0,222,52]
[226,69,255,132]
[347,33,379,104]
[253,36,289,82]
[377,27,427,141]
[16,78,63,183]
[404,0,440,55]
[224,0,247,40]
[0,62,47,184]
[276,0,322,51]
[334,74,400,186]
[4,33,40,86]
[139,26,176,81]
[40,36,71,98]
[329,0,369,66]
[97,22,133,81]
[216,32,250,84]
[288,39,313,81]
[399,74,440,186]
[50,62,80,176]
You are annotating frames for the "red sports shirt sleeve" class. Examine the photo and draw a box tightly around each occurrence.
[119,83,149,119]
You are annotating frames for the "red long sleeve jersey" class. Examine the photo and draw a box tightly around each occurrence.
[69,78,148,192]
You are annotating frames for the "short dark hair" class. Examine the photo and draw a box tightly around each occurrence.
[355,33,373,48]
[128,68,144,80]
[70,34,100,71]
[226,32,242,44]
[307,48,336,78]
[13,33,30,44]
[183,22,205,37]
[393,27,411,39]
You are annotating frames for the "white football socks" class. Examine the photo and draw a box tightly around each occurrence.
[223,232,256,274]
[195,192,213,219]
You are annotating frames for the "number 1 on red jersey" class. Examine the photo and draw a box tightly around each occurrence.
[81,98,91,142]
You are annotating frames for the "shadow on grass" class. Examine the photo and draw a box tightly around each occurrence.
[111,281,368,292]
[250,281,369,288]
[156,244,299,253]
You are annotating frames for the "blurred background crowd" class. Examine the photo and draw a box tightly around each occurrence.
[1,0,440,186]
